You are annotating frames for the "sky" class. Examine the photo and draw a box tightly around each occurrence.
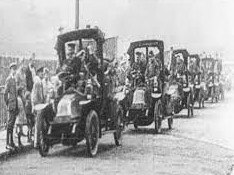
[0,0,233,61]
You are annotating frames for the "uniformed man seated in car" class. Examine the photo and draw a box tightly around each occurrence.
[61,43,85,89]
[82,44,102,97]
[129,51,146,87]
[173,54,187,97]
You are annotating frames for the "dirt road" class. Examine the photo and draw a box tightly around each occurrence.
[1,91,234,175]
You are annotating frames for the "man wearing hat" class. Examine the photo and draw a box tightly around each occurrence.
[63,43,83,88]
[4,62,18,150]
[25,53,36,92]
[145,50,156,79]
[31,67,45,148]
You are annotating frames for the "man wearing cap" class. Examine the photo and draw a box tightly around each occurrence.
[63,43,83,88]
[25,54,36,92]
[145,51,156,79]
[84,44,101,88]
[31,67,45,148]
[4,62,18,150]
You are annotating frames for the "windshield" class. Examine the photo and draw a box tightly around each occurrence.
[132,46,161,77]
[65,39,97,60]
[201,59,213,73]
[189,56,199,74]
[171,53,185,76]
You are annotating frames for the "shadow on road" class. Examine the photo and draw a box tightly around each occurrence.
[126,127,172,136]
[173,114,190,119]
[47,143,117,158]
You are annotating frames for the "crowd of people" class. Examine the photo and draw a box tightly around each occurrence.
[3,43,153,151]
[3,56,59,150]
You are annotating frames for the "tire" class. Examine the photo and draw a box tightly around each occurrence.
[114,106,123,146]
[38,119,49,157]
[134,123,138,129]
[168,117,173,130]
[154,100,162,134]
[198,90,202,109]
[211,87,215,103]
[202,97,205,108]
[187,93,194,117]
[85,110,99,157]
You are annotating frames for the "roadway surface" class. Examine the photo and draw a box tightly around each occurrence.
[1,90,234,175]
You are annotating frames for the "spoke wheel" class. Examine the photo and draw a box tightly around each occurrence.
[85,110,99,157]
[168,117,173,130]
[187,93,194,117]
[114,106,124,146]
[198,90,202,109]
[134,123,138,130]
[211,87,215,103]
[39,119,49,157]
[154,100,162,134]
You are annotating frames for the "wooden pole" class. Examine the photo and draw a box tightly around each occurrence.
[75,0,79,29]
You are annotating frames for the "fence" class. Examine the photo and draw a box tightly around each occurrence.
[0,86,7,130]
[0,56,58,85]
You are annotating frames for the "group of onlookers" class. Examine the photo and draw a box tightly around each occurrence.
[3,57,58,150]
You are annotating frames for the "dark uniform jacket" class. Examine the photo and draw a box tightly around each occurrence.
[4,75,18,112]
[25,65,34,92]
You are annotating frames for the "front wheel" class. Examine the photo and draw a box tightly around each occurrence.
[154,100,162,134]
[198,90,202,109]
[114,106,124,146]
[168,117,173,130]
[134,123,138,129]
[38,119,49,157]
[85,110,99,157]
[187,93,194,117]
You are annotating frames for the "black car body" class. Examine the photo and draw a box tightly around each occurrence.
[124,40,173,133]
[38,28,125,157]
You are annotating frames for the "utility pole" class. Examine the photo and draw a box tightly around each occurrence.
[75,0,79,29]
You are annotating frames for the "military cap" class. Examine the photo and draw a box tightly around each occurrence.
[9,62,17,69]
[67,43,76,49]
[37,67,44,73]
[149,50,154,56]
[44,67,49,73]
[135,51,142,56]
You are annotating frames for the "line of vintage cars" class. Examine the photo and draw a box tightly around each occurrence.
[36,27,225,157]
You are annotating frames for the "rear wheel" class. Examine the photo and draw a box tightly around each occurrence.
[187,93,194,117]
[198,90,202,109]
[154,100,162,134]
[134,123,138,129]
[168,117,173,130]
[211,87,215,103]
[39,119,49,157]
[85,110,99,157]
[114,106,124,146]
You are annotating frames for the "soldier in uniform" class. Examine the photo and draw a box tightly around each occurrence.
[62,43,84,89]
[4,63,18,150]
[31,67,45,148]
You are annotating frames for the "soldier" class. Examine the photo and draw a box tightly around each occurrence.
[25,55,36,92]
[31,67,45,148]
[145,50,156,80]
[84,44,101,88]
[62,43,84,88]
[4,63,18,150]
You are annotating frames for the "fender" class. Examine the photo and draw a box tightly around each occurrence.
[34,103,50,112]
[208,82,213,87]
[114,91,126,102]
[151,93,162,99]
[79,100,92,106]
[183,87,190,92]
